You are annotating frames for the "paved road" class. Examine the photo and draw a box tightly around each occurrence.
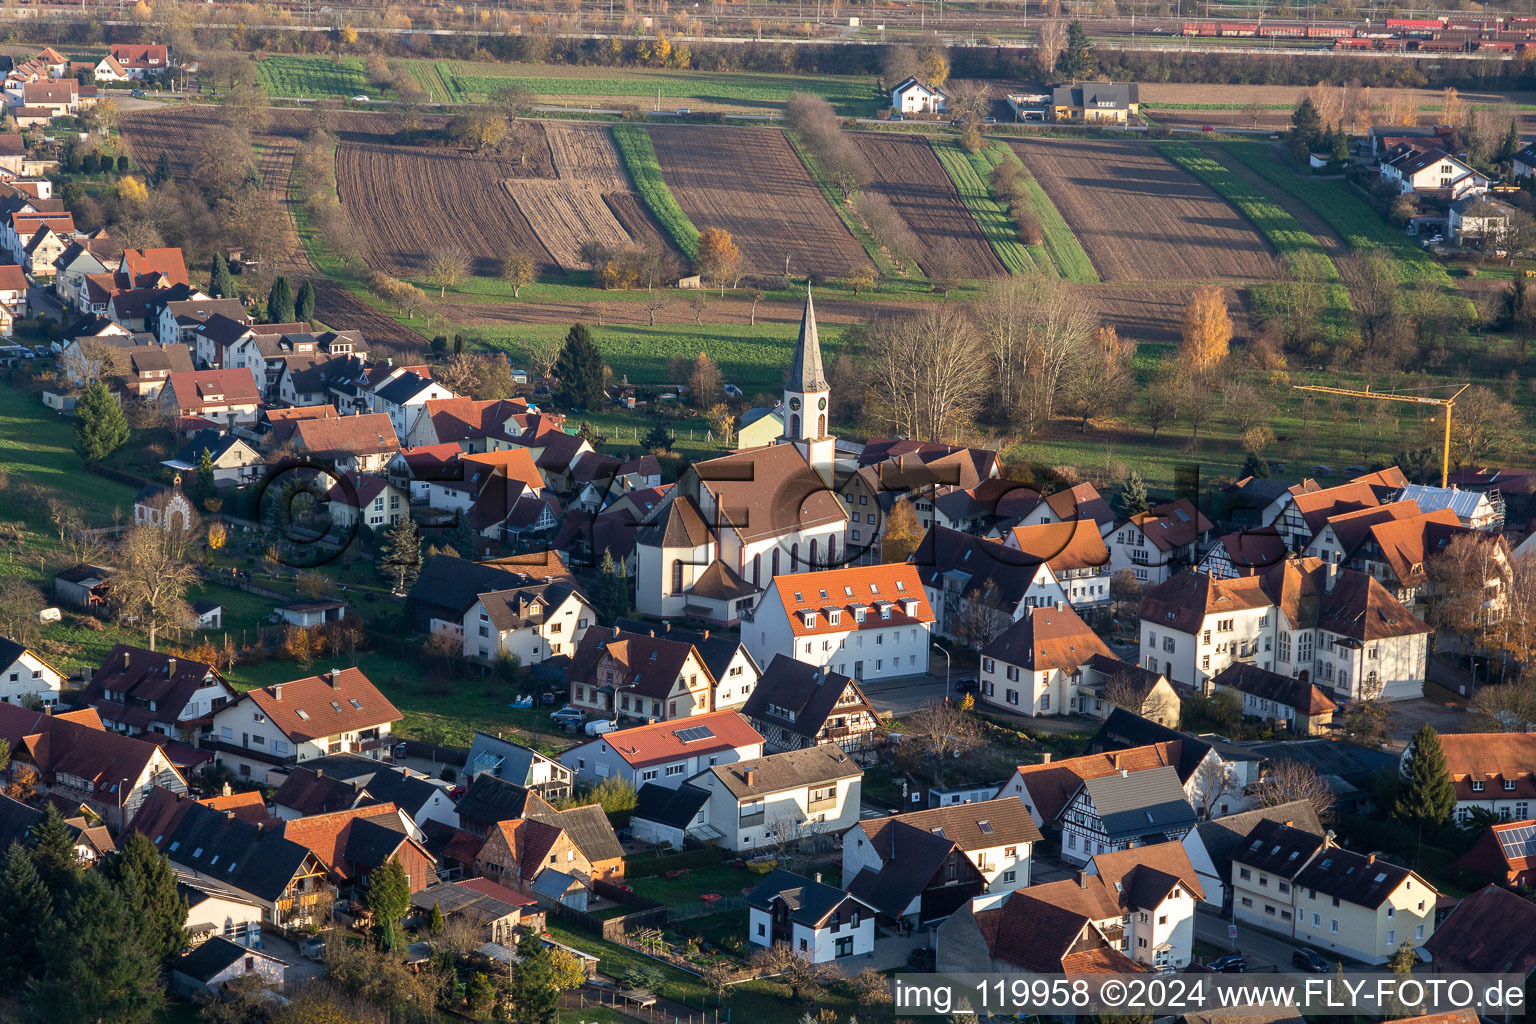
[26,284,62,323]
[858,671,953,718]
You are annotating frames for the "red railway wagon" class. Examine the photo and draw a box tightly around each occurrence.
[1218,21,1259,36]
[1306,24,1356,38]
[1180,21,1217,35]
[1386,17,1443,28]
[1260,24,1308,38]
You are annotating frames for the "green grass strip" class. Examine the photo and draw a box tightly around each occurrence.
[995,145,1097,282]
[1223,141,1450,285]
[785,132,906,278]
[929,138,1039,276]
[1157,141,1339,275]
[611,124,699,261]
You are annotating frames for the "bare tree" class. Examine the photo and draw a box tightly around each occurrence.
[0,579,45,646]
[525,333,562,381]
[426,247,472,298]
[1424,531,1509,649]
[1098,668,1177,725]
[433,353,480,396]
[1257,758,1336,824]
[59,339,115,391]
[903,699,983,786]
[1469,682,1536,731]
[1339,673,1394,750]
[749,942,838,1002]
[1193,757,1240,819]
[866,307,990,441]
[1035,20,1068,75]
[109,521,200,651]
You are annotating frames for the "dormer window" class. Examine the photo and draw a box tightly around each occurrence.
[881,606,892,620]
[828,610,841,626]
[803,611,817,628]
[1471,780,1485,792]
[854,609,866,623]
[1503,779,1516,791]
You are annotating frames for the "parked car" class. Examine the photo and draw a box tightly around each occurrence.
[1201,124,1215,131]
[130,89,146,97]
[955,675,979,693]
[1292,948,1332,973]
[1208,954,1246,973]
[675,107,691,115]
[538,692,558,705]
[351,95,370,102]
[550,706,585,724]
[982,116,997,124]
[585,719,619,737]
[890,114,904,122]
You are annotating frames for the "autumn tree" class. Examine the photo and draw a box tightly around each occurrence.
[1059,323,1134,432]
[847,264,876,296]
[1448,386,1522,468]
[705,403,736,446]
[524,332,562,381]
[1180,286,1232,374]
[1257,759,1336,823]
[686,352,722,408]
[427,247,471,298]
[1469,681,1536,731]
[902,699,982,786]
[110,522,199,651]
[501,251,536,298]
[881,498,924,564]
[694,227,742,295]
[1340,674,1394,750]
[1424,532,1507,649]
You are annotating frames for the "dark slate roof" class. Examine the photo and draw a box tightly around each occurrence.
[1238,738,1397,790]
[704,746,861,799]
[409,554,557,624]
[845,821,958,918]
[0,637,27,670]
[1194,800,1323,887]
[272,767,364,817]
[172,430,254,467]
[616,619,755,683]
[747,867,866,926]
[1211,663,1337,716]
[455,774,554,828]
[632,782,711,829]
[741,655,863,742]
[374,370,437,405]
[1051,82,1138,108]
[342,815,409,870]
[133,789,312,903]
[0,792,40,850]
[1423,884,1536,976]
[173,935,255,984]
[1080,766,1196,840]
[1230,818,1327,879]
[466,733,556,787]
[1294,843,1415,909]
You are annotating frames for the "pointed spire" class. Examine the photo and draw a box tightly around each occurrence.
[785,286,828,392]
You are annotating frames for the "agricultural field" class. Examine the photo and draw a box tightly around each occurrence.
[612,124,700,259]
[1223,142,1450,284]
[256,55,371,98]
[929,139,1040,276]
[1139,82,1536,134]
[1009,138,1278,283]
[1073,283,1251,347]
[647,125,871,278]
[335,122,559,276]
[852,133,1005,279]
[503,123,670,270]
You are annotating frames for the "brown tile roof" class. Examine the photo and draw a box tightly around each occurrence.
[982,603,1111,673]
[121,247,188,288]
[457,874,538,907]
[1127,498,1213,551]
[1367,507,1473,586]
[1062,947,1145,973]
[690,444,846,543]
[770,563,933,637]
[109,43,169,67]
[423,397,533,444]
[241,667,401,743]
[1043,481,1115,528]
[1260,557,1429,641]
[1009,742,1181,824]
[0,702,177,801]
[481,549,571,580]
[164,370,260,411]
[1317,501,1419,558]
[292,413,399,457]
[196,790,270,825]
[1008,518,1110,571]
[1289,482,1379,533]
[1211,663,1337,716]
[594,710,763,768]
[1213,527,1288,576]
[1422,883,1536,975]
[22,81,75,105]
[1139,571,1270,635]
[1438,733,1536,801]
[973,888,1142,973]
[462,448,545,496]
[859,795,1042,852]
[279,803,409,880]
[1089,840,1205,903]
[569,626,709,701]
[272,767,366,817]
[325,470,391,509]
[637,494,712,548]
[83,643,230,730]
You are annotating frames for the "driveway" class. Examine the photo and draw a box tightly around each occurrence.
[1385,696,1468,751]
[26,284,61,322]
[258,932,327,987]
[859,671,954,718]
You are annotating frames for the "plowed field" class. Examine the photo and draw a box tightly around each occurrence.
[336,124,558,276]
[1010,138,1277,283]
[850,133,1004,279]
[503,123,670,270]
[647,125,869,277]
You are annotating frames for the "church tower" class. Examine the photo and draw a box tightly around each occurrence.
[782,288,835,484]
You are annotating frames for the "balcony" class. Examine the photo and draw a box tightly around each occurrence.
[807,796,839,813]
[738,812,765,828]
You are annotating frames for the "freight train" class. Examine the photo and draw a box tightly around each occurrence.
[1180,16,1536,52]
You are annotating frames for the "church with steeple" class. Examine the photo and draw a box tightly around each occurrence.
[779,288,836,486]
[631,290,848,625]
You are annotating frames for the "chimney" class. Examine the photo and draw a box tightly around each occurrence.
[1041,752,1052,764]
[1079,872,1089,889]
[221,782,232,797]
[123,652,130,669]
[1366,853,1375,865]
[328,668,341,687]
[1324,561,1339,592]
[702,629,709,640]
[166,658,176,677]
[315,769,323,778]
[1284,820,1293,828]
[745,769,756,786]
[225,809,235,820]
[649,629,655,638]
[1056,601,1065,612]
[815,871,822,883]
[1120,768,1129,778]
[612,625,621,637]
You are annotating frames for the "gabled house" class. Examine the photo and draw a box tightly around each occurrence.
[740,655,880,755]
[1087,708,1263,818]
[686,745,862,853]
[1455,819,1536,887]
[1004,519,1113,608]
[407,552,572,638]
[1058,765,1197,866]
[131,787,331,927]
[1200,528,1289,580]
[617,619,761,712]
[1105,499,1213,586]
[82,644,237,742]
[108,43,171,77]
[0,636,64,706]
[1208,663,1337,735]
[270,753,458,829]
[159,369,262,428]
[560,709,764,791]
[323,472,407,531]
[161,430,263,488]
[891,76,948,113]
[1263,480,1381,551]
[1379,145,1489,200]
[470,803,624,888]
[999,741,1184,830]
[566,625,719,723]
[0,704,188,830]
[745,563,933,683]
[206,667,402,782]
[978,602,1113,717]
[912,525,1072,645]
[844,818,987,927]
[466,733,571,802]
[409,878,543,946]
[1423,883,1536,984]
[368,370,458,439]
[455,774,557,838]
[936,885,1144,974]
[289,413,399,475]
[1079,842,1206,969]
[280,802,437,895]
[1432,732,1536,824]
[845,797,1041,910]
[1051,82,1139,123]
[462,577,595,666]
[748,868,875,962]
[0,792,115,866]
[1188,799,1324,909]
[156,297,249,349]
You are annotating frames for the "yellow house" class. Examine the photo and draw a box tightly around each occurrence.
[1231,819,1436,966]
[735,406,783,450]
[1051,83,1140,124]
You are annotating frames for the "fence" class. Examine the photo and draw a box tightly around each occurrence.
[560,988,734,1024]
[395,739,468,767]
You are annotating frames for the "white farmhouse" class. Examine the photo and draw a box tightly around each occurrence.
[745,563,934,683]
[891,76,948,114]
[559,710,765,791]
[461,578,595,665]
[1058,765,1197,867]
[747,868,875,963]
[842,798,1040,899]
[0,637,64,707]
[686,746,861,853]
[1104,499,1213,586]
[978,602,1112,717]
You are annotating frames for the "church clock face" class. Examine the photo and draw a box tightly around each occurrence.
[789,398,802,411]
[818,397,827,410]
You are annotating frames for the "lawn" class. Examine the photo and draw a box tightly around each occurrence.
[255,55,372,99]
[1222,142,1451,285]
[610,125,699,259]
[0,382,142,523]
[625,862,762,905]
[929,139,1040,277]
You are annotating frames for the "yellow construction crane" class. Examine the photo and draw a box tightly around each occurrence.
[1291,383,1470,488]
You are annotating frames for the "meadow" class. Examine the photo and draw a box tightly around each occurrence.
[929,139,1040,276]
[255,55,372,98]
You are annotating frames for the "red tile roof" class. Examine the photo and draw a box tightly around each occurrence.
[594,710,763,768]
[1008,518,1110,572]
[292,413,399,457]
[1438,733,1536,801]
[1009,742,1183,824]
[164,370,260,411]
[120,247,188,288]
[241,667,401,744]
[197,790,271,825]
[280,803,407,880]
[109,43,169,67]
[462,448,545,496]
[457,875,537,907]
[0,264,26,294]
[769,563,933,637]
[1127,498,1213,551]
[982,603,1111,673]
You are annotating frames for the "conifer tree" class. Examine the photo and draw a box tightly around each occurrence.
[152,151,173,187]
[74,381,130,462]
[208,253,233,299]
[380,515,422,595]
[295,278,316,323]
[26,872,163,1024]
[99,832,188,967]
[0,841,53,989]
[30,803,80,901]
[552,323,605,410]
[1395,725,1457,828]
[266,276,294,324]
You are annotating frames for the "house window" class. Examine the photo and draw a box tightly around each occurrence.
[671,560,684,594]
[1239,868,1251,880]
[1006,689,1018,706]
[1002,870,1015,883]
[1330,919,1339,934]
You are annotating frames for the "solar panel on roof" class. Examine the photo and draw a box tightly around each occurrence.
[1496,823,1536,858]
[675,725,715,743]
